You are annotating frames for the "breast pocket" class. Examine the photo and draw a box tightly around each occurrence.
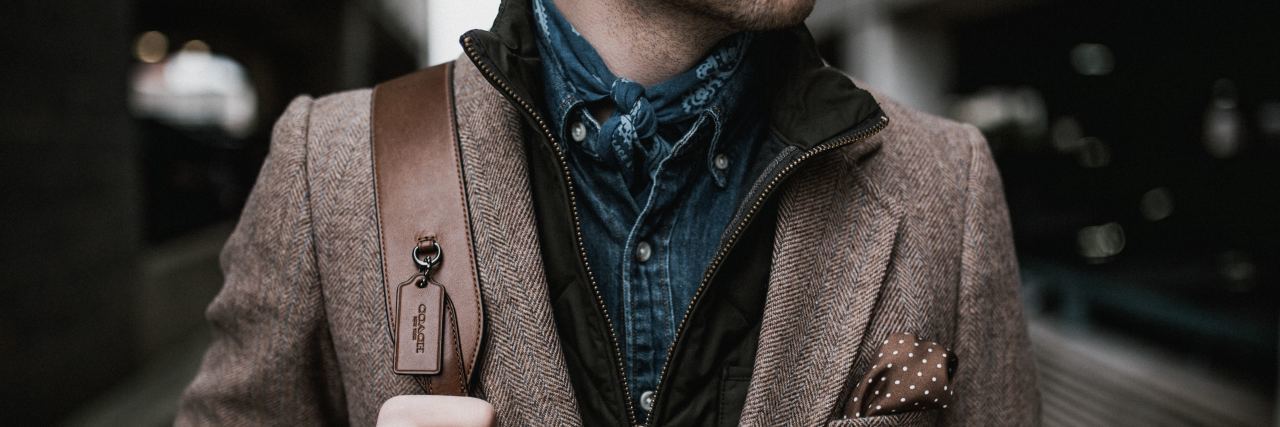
[825,410,937,427]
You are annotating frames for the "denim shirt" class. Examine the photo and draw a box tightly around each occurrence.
[532,2,770,418]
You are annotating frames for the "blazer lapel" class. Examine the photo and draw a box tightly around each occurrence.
[451,59,583,425]
[740,146,903,426]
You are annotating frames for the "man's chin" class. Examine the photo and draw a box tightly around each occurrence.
[728,0,817,31]
[669,0,816,32]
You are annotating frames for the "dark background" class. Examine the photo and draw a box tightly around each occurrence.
[951,0,1279,391]
[1,0,1276,425]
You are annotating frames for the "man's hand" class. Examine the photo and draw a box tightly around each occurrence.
[376,395,496,427]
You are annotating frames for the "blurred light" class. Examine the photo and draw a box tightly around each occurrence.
[182,39,211,54]
[1075,137,1110,168]
[1203,79,1244,158]
[1256,101,1280,139]
[1139,187,1174,221]
[1077,222,1125,261]
[1211,78,1238,109]
[950,86,1047,137]
[129,47,258,137]
[1070,43,1115,76]
[134,31,169,64]
[1051,117,1112,165]
[1051,116,1085,153]
[1217,250,1257,292]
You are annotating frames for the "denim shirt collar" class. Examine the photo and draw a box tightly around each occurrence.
[546,90,734,186]
[531,0,754,185]
[462,0,885,156]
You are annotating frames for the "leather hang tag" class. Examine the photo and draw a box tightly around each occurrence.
[394,273,446,375]
[374,64,483,393]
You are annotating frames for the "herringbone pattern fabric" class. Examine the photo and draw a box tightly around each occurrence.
[826,410,934,427]
[739,98,1038,426]
[176,59,1036,426]
[741,148,904,426]
[175,96,352,426]
[304,88,424,423]
[453,58,583,426]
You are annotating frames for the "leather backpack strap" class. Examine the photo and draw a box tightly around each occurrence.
[371,62,484,395]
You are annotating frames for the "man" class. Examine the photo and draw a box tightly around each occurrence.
[176,0,1039,425]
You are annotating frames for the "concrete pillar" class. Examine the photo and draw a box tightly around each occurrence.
[0,0,141,423]
[842,4,952,115]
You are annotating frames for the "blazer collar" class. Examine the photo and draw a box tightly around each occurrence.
[739,147,904,425]
[451,59,585,425]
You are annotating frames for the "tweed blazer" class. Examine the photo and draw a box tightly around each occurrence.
[176,57,1038,426]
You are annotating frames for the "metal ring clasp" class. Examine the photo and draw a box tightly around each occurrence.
[412,240,443,274]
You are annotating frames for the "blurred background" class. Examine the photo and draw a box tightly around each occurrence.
[1,0,1276,425]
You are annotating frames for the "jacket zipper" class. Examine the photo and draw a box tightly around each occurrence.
[463,36,641,426]
[645,115,888,424]
[465,33,889,427]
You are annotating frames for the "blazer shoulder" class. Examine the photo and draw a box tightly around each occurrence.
[307,88,375,151]
[268,89,374,153]
[262,89,377,218]
[856,91,992,211]
[876,94,985,173]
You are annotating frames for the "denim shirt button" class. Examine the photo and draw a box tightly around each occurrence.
[570,121,588,142]
[634,241,653,263]
[639,390,657,412]
[713,153,730,170]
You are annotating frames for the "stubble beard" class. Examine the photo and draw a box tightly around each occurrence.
[654,0,816,32]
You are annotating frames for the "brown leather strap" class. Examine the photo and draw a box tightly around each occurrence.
[371,62,483,395]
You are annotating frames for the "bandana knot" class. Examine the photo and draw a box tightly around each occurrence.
[532,0,752,172]
[607,79,657,141]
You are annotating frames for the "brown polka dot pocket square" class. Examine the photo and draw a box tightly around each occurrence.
[848,332,958,418]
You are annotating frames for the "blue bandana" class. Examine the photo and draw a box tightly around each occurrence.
[532,0,752,172]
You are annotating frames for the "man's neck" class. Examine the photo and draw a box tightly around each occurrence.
[554,0,734,86]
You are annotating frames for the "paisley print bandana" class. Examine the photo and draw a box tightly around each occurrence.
[532,0,752,170]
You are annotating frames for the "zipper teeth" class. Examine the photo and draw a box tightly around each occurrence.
[463,37,640,425]
[646,115,889,424]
